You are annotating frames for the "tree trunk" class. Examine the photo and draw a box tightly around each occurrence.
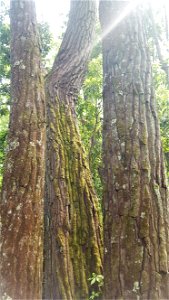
[0,0,46,299]
[43,1,103,299]
[99,1,169,299]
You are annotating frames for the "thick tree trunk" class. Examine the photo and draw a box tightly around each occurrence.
[43,1,103,299]
[0,1,46,299]
[100,1,169,299]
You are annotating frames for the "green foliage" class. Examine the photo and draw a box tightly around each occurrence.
[39,22,53,59]
[0,2,10,188]
[153,62,169,177]
[38,22,57,71]
[0,3,10,110]
[89,291,101,300]
[88,273,104,300]
[0,115,9,187]
[77,54,103,200]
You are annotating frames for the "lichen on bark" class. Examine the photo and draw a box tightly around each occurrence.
[43,1,103,299]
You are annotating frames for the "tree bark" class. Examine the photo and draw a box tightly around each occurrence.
[0,0,46,299]
[43,1,103,299]
[99,1,169,299]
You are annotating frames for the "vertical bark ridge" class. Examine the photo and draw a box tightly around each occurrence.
[0,1,46,299]
[100,1,169,299]
[43,1,103,299]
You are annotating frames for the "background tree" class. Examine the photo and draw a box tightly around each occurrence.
[43,1,103,299]
[100,1,169,298]
[0,0,46,298]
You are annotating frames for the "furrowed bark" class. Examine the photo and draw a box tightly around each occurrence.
[0,0,46,298]
[43,1,103,299]
[100,1,169,299]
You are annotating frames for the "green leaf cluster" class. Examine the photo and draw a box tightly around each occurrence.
[0,2,10,113]
[77,54,103,200]
[0,114,9,187]
[153,63,169,177]
[88,273,104,300]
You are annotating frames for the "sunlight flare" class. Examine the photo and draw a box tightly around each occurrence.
[99,0,142,42]
[98,0,169,44]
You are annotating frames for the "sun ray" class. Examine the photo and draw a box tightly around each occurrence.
[99,0,142,43]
